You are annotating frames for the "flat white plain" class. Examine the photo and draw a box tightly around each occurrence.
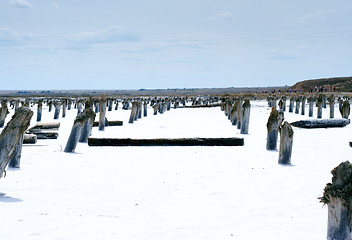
[1,100,350,240]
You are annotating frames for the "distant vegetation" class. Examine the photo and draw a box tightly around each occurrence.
[290,76,352,93]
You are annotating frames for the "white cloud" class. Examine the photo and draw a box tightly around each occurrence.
[51,2,60,10]
[284,9,334,24]
[208,12,236,21]
[67,26,140,44]
[10,0,32,9]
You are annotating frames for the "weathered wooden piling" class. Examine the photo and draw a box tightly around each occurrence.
[230,101,239,125]
[48,100,53,112]
[266,107,281,151]
[64,111,89,153]
[240,100,251,134]
[308,96,314,117]
[129,102,139,123]
[115,101,119,111]
[278,121,294,165]
[320,161,352,240]
[0,100,9,128]
[143,102,148,117]
[295,97,301,114]
[153,103,159,115]
[8,134,24,168]
[77,99,84,114]
[98,97,107,131]
[340,100,350,119]
[36,100,43,122]
[236,97,243,130]
[289,97,295,113]
[78,109,96,143]
[62,99,67,118]
[301,96,306,115]
[327,95,335,119]
[137,102,142,119]
[0,107,33,178]
[53,101,61,120]
[108,99,113,111]
[317,95,323,119]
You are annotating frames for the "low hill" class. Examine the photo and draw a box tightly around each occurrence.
[290,76,352,92]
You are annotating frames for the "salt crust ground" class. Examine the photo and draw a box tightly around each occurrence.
[1,100,351,240]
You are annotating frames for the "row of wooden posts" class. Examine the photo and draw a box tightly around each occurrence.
[1,94,352,239]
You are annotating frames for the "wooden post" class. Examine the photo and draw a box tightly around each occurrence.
[137,102,142,119]
[98,96,107,131]
[48,100,53,112]
[14,100,19,112]
[94,101,100,113]
[230,101,239,125]
[328,95,335,119]
[319,161,352,240]
[289,97,295,113]
[0,100,9,128]
[64,111,89,152]
[53,101,61,120]
[67,99,72,110]
[278,121,294,165]
[282,96,287,111]
[295,97,301,114]
[237,97,243,130]
[36,100,43,122]
[143,102,148,117]
[153,104,158,115]
[128,102,138,123]
[115,101,119,111]
[240,100,251,134]
[301,96,306,115]
[266,107,281,151]
[308,96,314,117]
[62,99,67,118]
[340,100,350,119]
[8,134,24,168]
[107,99,113,111]
[0,107,33,178]
[323,95,327,108]
[317,95,323,119]
[77,99,83,114]
[78,109,96,143]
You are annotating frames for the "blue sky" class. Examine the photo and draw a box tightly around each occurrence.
[1,0,352,90]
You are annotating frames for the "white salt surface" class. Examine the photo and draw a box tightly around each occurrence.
[1,100,351,239]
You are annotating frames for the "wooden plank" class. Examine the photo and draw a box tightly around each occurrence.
[29,122,60,130]
[92,120,123,127]
[290,119,350,128]
[88,137,244,146]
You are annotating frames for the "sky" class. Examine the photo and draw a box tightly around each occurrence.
[1,0,352,90]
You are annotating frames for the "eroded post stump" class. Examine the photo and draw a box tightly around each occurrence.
[98,97,107,131]
[8,134,24,168]
[37,100,43,122]
[278,121,294,165]
[0,100,9,128]
[308,96,314,117]
[266,107,281,151]
[317,95,323,119]
[230,101,238,126]
[328,95,335,119]
[64,111,89,153]
[53,101,61,120]
[320,161,352,240]
[78,109,96,143]
[237,97,243,130]
[143,102,148,117]
[289,97,295,113]
[0,107,33,178]
[129,102,138,123]
[301,96,306,115]
[295,97,301,114]
[240,100,250,134]
[340,100,350,119]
